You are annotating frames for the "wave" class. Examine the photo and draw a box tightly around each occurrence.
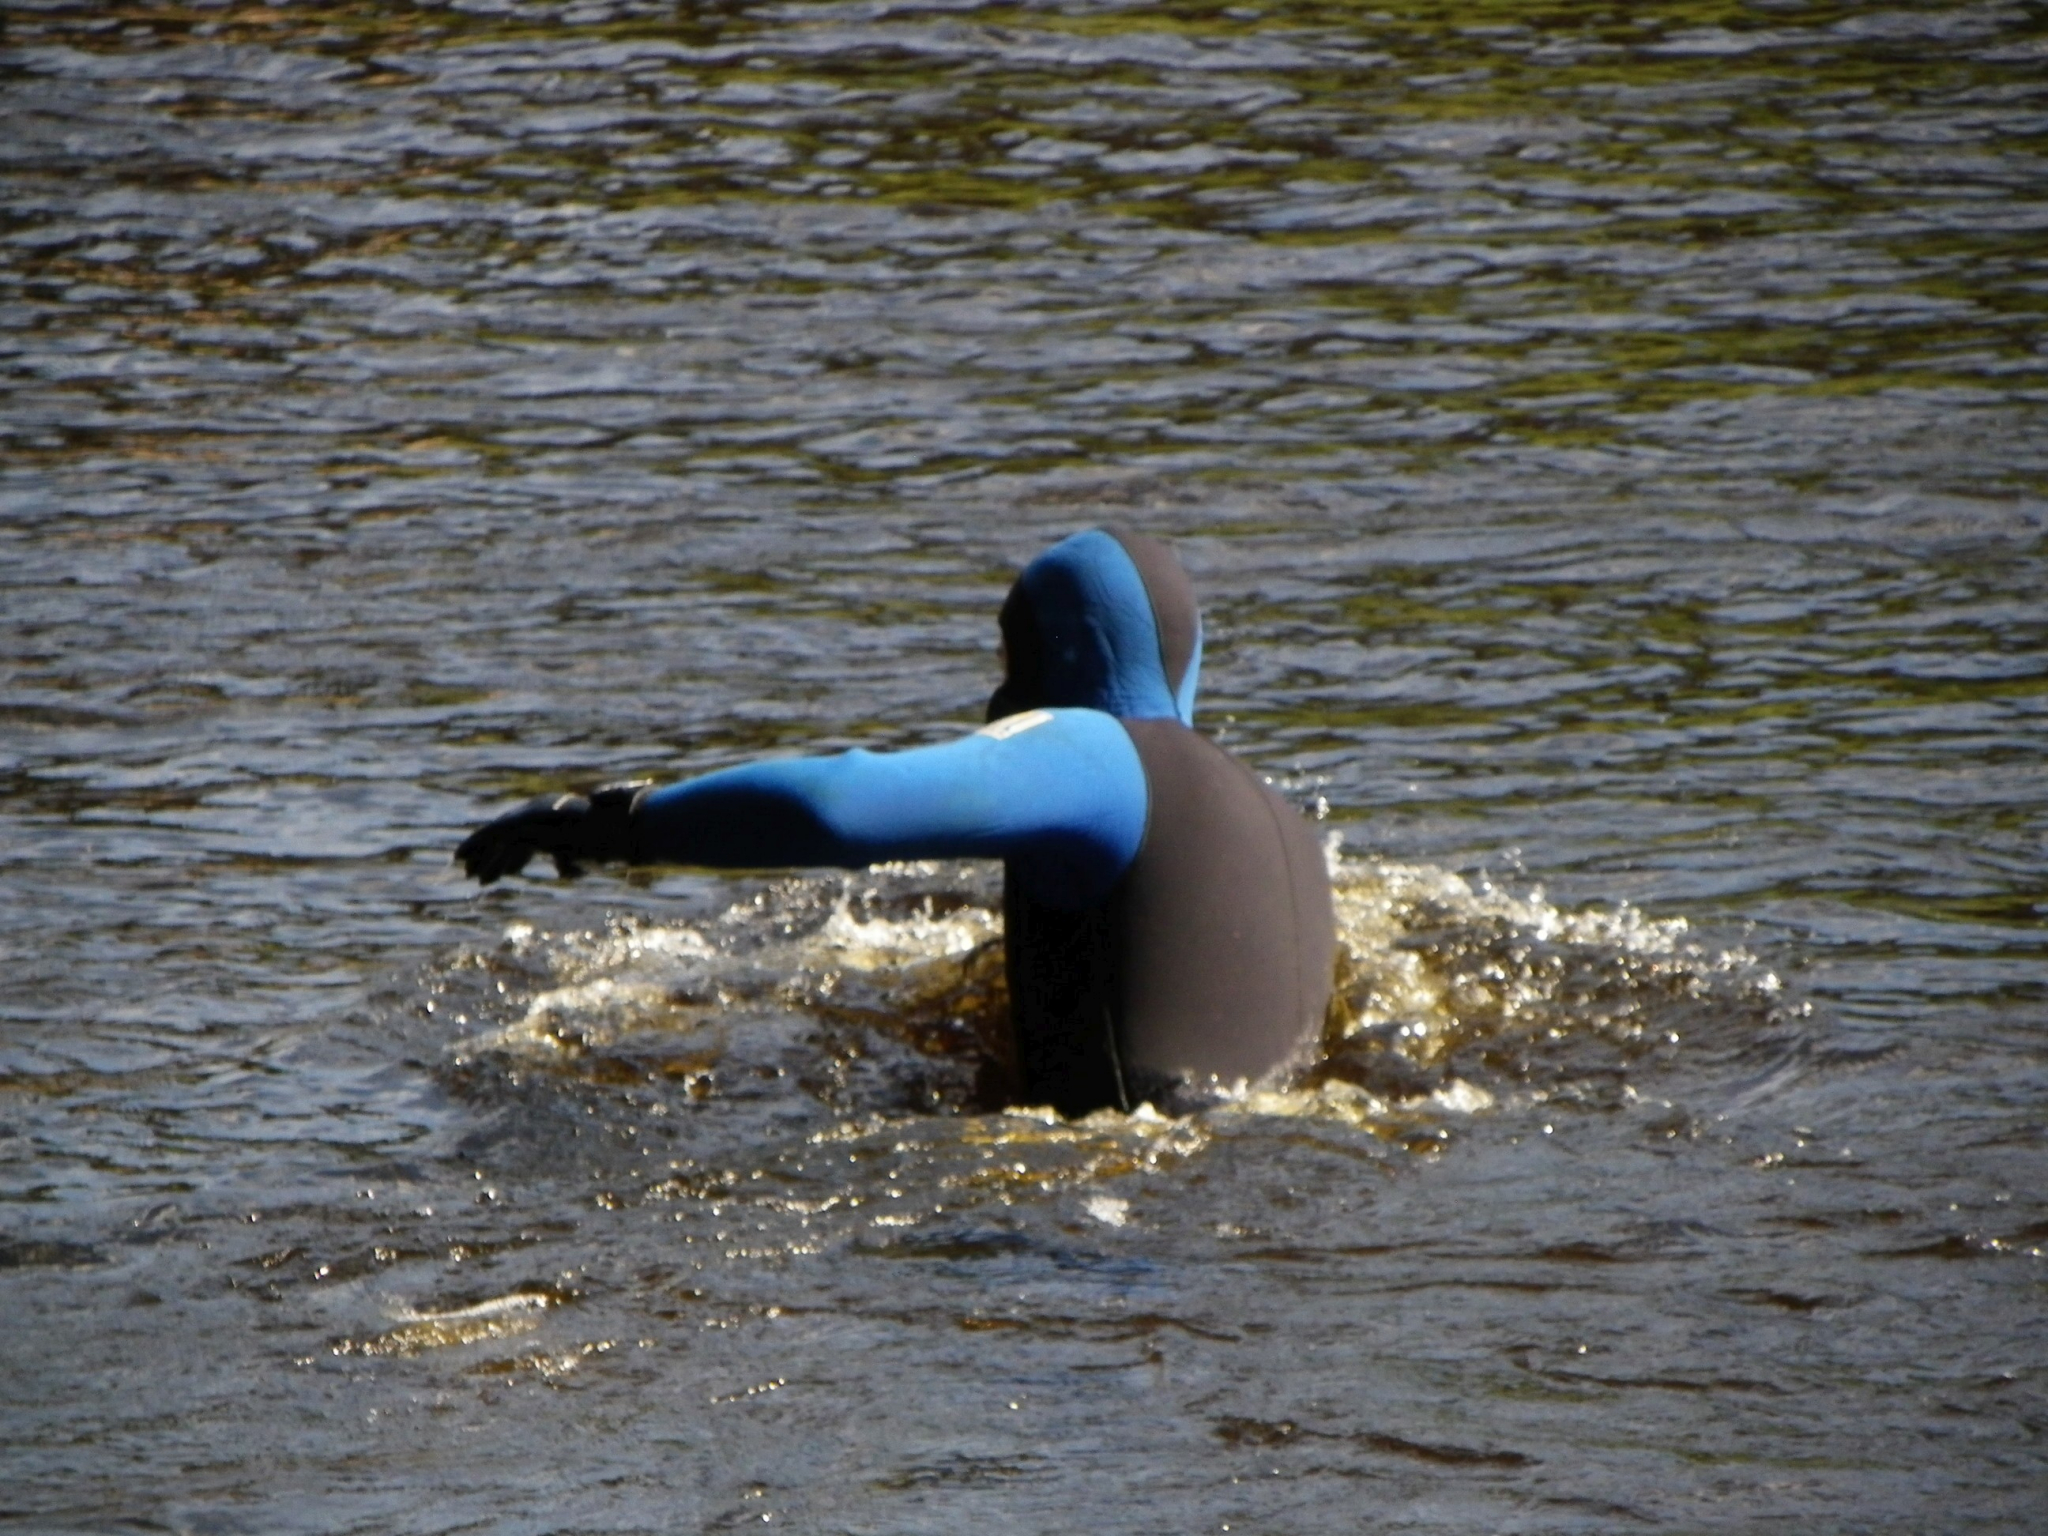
[425,849,1800,1154]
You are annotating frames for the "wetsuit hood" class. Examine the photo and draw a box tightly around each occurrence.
[987,529,1203,727]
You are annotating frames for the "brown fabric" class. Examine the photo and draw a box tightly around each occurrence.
[1113,719,1334,1087]
[1003,718,1335,1113]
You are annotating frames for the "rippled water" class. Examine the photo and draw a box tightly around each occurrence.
[3,1,2045,1530]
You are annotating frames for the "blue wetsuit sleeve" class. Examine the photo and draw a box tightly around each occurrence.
[631,708,1148,910]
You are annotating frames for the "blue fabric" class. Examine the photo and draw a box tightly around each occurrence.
[1017,530,1200,726]
[635,707,1149,909]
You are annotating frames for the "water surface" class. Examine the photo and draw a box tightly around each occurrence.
[2,1,2044,1531]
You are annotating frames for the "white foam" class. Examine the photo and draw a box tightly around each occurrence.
[394,1290,557,1325]
[1083,1194,1131,1227]
[811,897,998,969]
[1430,1078,1495,1114]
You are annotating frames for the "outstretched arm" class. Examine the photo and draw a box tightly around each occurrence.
[455,708,1148,910]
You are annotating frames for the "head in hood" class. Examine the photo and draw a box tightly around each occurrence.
[987,529,1203,727]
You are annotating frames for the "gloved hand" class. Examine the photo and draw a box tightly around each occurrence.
[455,782,649,884]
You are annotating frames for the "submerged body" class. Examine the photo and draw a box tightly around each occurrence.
[458,530,1333,1112]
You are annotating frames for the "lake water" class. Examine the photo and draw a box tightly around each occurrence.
[3,2,2044,1531]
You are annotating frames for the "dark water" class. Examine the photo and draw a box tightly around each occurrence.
[3,1,2045,1530]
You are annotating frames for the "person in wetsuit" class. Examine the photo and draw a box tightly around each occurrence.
[455,529,1334,1116]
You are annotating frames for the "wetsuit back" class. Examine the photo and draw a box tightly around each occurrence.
[1007,718,1334,1115]
[994,531,1335,1114]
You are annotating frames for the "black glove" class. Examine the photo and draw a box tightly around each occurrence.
[456,782,649,884]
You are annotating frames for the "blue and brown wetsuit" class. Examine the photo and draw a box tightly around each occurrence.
[456,530,1334,1116]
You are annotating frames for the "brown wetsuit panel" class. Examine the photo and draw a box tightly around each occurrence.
[1002,720,1335,1114]
[1114,719,1334,1088]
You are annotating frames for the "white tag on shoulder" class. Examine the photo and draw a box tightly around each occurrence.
[978,708,1054,742]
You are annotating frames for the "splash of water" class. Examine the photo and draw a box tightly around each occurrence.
[428,850,1793,1155]
[1261,847,1792,1140]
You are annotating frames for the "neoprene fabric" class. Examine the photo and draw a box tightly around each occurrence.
[615,527,1333,1111]
[633,706,1146,910]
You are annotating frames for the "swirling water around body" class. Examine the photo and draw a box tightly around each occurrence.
[1,1,2044,1531]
